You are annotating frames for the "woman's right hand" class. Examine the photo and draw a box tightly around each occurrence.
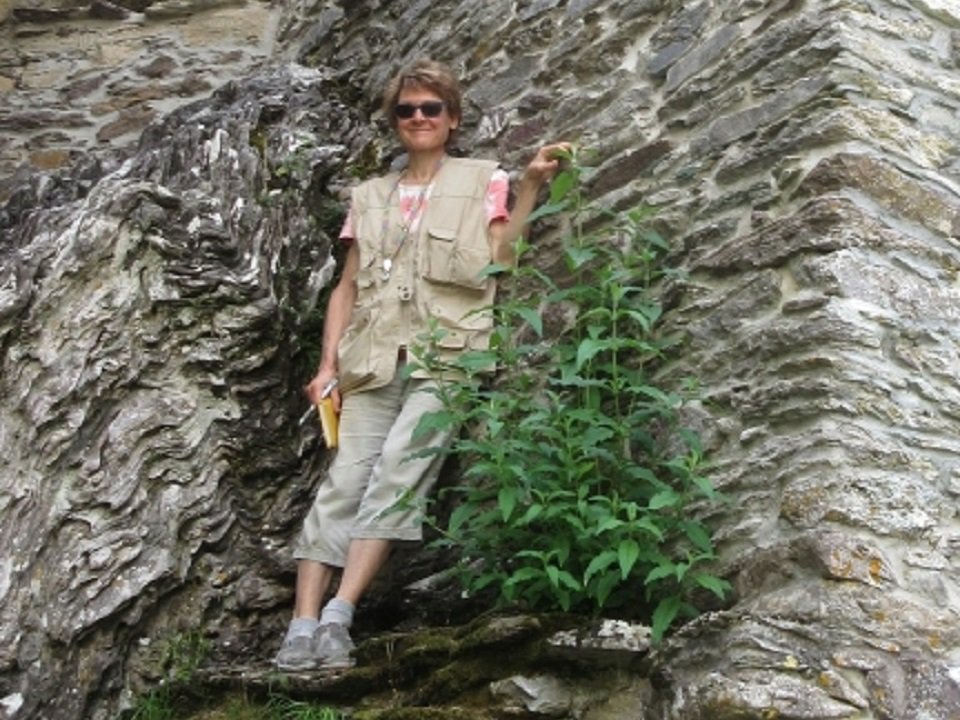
[305,368,342,413]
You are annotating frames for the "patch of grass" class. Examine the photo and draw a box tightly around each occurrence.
[178,692,343,720]
[265,694,343,720]
[129,688,176,720]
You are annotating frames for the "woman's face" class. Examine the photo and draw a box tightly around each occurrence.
[394,85,459,155]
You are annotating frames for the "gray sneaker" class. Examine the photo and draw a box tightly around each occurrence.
[274,633,318,672]
[315,622,355,669]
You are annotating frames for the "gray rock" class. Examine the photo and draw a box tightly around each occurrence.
[664,23,741,93]
[548,619,652,667]
[490,674,572,716]
[88,0,128,20]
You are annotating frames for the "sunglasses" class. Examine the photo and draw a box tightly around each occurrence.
[394,101,446,119]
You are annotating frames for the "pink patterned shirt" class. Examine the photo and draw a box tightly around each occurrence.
[339,168,510,242]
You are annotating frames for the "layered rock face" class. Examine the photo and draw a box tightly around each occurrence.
[0,0,282,201]
[3,0,960,719]
[1,61,370,719]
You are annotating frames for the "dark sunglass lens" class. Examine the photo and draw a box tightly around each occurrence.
[395,102,445,119]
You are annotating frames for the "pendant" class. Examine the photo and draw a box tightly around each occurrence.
[381,258,393,281]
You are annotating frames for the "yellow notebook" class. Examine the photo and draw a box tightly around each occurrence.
[317,398,339,448]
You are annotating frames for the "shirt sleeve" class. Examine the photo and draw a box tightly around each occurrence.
[485,168,510,224]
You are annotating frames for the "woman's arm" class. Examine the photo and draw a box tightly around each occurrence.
[488,142,572,264]
[304,241,359,411]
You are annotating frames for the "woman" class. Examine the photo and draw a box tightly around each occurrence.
[275,57,568,671]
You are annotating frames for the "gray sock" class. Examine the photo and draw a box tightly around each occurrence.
[320,598,355,628]
[285,617,319,641]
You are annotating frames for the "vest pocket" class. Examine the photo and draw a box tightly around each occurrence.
[424,227,490,290]
[423,282,492,331]
[436,328,467,350]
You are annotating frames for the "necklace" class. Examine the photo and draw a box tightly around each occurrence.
[380,156,445,282]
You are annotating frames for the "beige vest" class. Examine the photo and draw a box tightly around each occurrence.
[337,157,500,395]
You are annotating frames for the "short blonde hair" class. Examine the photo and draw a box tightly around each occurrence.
[381,58,463,132]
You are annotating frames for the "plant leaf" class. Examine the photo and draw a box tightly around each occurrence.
[412,410,459,442]
[455,350,499,373]
[515,305,544,337]
[618,539,640,579]
[505,566,543,587]
[694,573,731,599]
[649,489,680,510]
[477,261,511,279]
[651,595,682,644]
[557,569,582,591]
[576,338,605,370]
[498,486,518,521]
[584,550,618,585]
[525,201,567,224]
[449,503,474,534]
[517,503,544,526]
[594,516,625,535]
[691,473,718,499]
[565,246,596,270]
[681,520,713,553]
[595,571,620,607]
[634,516,665,541]
[546,564,560,588]
[640,228,669,251]
[549,170,576,204]
[644,563,675,585]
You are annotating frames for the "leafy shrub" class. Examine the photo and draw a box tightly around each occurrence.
[411,148,729,642]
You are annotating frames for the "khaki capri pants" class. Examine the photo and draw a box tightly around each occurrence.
[293,365,456,567]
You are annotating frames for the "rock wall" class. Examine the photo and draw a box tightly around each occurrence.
[0,62,364,719]
[2,0,960,718]
[0,0,282,202]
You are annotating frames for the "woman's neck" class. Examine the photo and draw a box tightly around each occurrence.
[403,150,446,184]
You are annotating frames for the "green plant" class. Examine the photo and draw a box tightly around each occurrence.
[270,133,318,190]
[411,147,729,642]
[162,631,210,683]
[129,688,176,720]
